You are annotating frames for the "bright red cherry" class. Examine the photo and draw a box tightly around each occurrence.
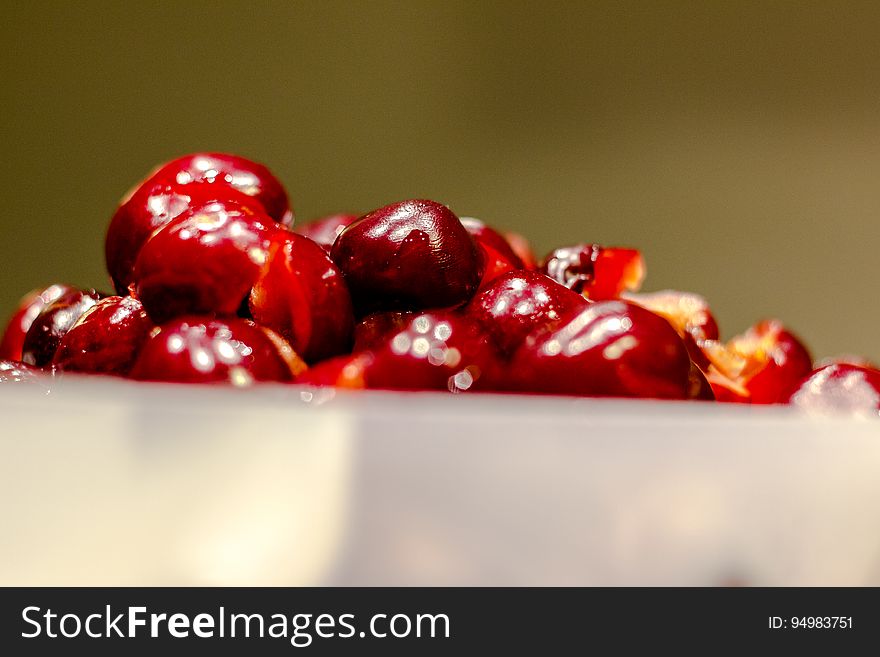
[699,320,812,404]
[130,317,305,384]
[542,244,645,300]
[52,296,153,375]
[0,284,74,361]
[460,217,524,269]
[330,199,483,314]
[353,311,415,352]
[133,200,282,324]
[145,153,291,225]
[248,233,354,363]
[294,213,359,252]
[21,288,105,367]
[509,301,692,399]
[788,363,880,416]
[106,181,266,295]
[296,351,377,388]
[465,270,587,355]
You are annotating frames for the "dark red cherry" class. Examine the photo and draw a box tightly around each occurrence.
[294,213,359,252]
[460,217,524,269]
[353,311,415,352]
[106,181,266,295]
[330,199,483,314]
[130,317,305,384]
[542,244,645,300]
[21,288,105,367]
[0,360,45,383]
[0,284,74,361]
[788,363,880,416]
[133,200,282,324]
[52,296,153,375]
[248,233,354,363]
[509,301,692,399]
[465,270,587,356]
[145,153,291,226]
[687,362,715,401]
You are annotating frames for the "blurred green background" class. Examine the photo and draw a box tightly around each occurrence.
[1,0,878,361]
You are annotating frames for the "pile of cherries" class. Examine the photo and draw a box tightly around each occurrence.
[1,152,878,414]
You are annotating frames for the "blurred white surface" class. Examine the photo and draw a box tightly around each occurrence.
[1,377,879,586]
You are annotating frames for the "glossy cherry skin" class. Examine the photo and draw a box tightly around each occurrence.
[130,317,305,384]
[509,301,692,399]
[624,290,719,370]
[52,296,153,375]
[145,153,291,225]
[0,284,75,361]
[460,218,524,269]
[293,213,359,252]
[302,312,502,392]
[542,244,645,301]
[21,288,105,367]
[330,199,483,314]
[0,360,45,383]
[465,270,588,356]
[248,233,354,363]
[353,311,415,352]
[788,363,880,416]
[133,201,282,324]
[106,181,267,295]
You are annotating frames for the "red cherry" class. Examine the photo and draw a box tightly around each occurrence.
[542,244,645,300]
[460,217,524,269]
[368,312,501,391]
[304,312,502,392]
[106,181,267,295]
[21,288,105,367]
[130,317,305,384]
[788,363,880,416]
[624,289,719,369]
[330,199,483,314]
[0,360,46,383]
[0,284,74,361]
[699,320,812,404]
[465,270,587,356]
[248,233,354,363]
[504,231,538,270]
[294,213,359,252]
[687,362,716,401]
[296,351,376,388]
[52,296,153,375]
[133,200,282,324]
[145,153,291,225]
[353,311,415,352]
[509,301,692,399]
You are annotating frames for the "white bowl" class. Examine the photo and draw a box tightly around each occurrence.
[2,377,879,585]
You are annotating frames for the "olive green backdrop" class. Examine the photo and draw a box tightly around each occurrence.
[1,1,878,361]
